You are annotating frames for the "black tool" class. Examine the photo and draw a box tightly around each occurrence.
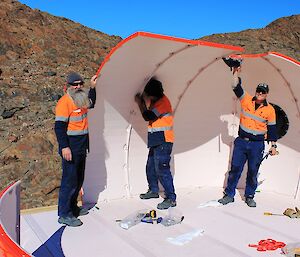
[222,57,243,70]
[257,150,279,168]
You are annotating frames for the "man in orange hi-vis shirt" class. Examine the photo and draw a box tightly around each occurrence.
[55,72,97,226]
[135,78,176,210]
[218,66,278,208]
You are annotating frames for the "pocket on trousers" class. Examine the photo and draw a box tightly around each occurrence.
[158,156,171,171]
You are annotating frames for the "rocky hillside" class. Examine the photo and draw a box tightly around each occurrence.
[201,15,300,60]
[0,0,299,209]
[0,0,121,209]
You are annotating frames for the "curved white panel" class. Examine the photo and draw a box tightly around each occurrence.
[83,33,300,204]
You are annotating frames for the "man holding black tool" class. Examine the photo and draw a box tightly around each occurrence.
[218,60,278,207]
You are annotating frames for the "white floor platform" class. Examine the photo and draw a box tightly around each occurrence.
[21,187,300,257]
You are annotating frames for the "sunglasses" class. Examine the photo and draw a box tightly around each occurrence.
[256,89,267,94]
[68,81,84,86]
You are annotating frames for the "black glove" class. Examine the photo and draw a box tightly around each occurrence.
[222,57,243,71]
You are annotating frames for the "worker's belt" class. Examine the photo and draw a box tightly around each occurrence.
[239,136,263,142]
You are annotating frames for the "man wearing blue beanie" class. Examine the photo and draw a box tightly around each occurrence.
[55,72,97,226]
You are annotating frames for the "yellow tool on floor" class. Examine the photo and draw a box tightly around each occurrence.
[141,210,162,224]
[264,212,284,216]
[264,207,300,218]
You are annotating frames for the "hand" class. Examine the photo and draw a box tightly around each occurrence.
[90,75,98,88]
[135,93,142,103]
[269,146,278,156]
[62,147,72,161]
[232,66,241,75]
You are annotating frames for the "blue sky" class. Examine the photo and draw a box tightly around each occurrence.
[19,0,300,39]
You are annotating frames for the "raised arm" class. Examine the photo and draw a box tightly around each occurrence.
[134,93,158,121]
[232,67,244,99]
[88,75,97,108]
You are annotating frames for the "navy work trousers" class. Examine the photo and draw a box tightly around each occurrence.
[225,137,265,199]
[58,154,86,218]
[146,142,176,201]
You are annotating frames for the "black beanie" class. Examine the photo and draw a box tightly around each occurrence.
[143,78,164,98]
[256,83,269,93]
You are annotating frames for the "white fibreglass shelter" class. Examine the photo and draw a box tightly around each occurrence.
[85,32,300,203]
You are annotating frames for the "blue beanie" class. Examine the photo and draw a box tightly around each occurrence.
[66,72,84,84]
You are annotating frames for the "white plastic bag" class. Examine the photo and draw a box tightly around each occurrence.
[119,209,147,230]
[161,208,184,227]
[197,200,222,208]
[167,229,204,246]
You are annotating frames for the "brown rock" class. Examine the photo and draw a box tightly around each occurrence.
[5,50,19,60]
[8,135,18,142]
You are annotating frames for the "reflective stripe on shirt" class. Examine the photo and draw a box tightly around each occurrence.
[240,124,265,135]
[55,116,69,122]
[241,109,267,123]
[69,113,88,122]
[67,129,89,136]
[148,126,173,133]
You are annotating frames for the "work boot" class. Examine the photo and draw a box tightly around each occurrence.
[73,206,89,217]
[245,198,256,207]
[157,199,176,210]
[58,216,83,227]
[140,190,159,199]
[218,195,234,205]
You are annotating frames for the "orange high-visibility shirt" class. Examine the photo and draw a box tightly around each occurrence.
[239,92,276,136]
[148,95,174,147]
[55,94,89,136]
